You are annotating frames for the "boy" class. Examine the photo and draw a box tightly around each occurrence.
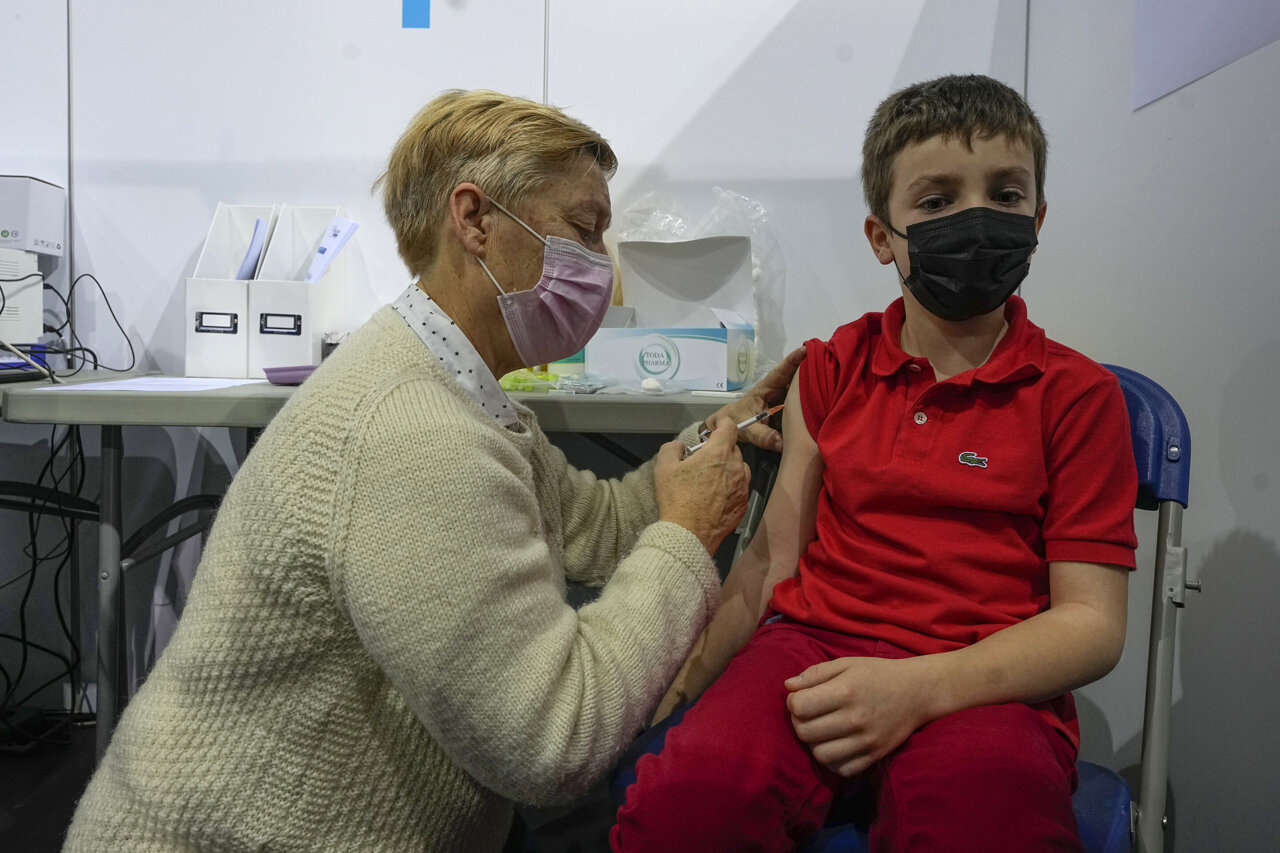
[611,75,1138,852]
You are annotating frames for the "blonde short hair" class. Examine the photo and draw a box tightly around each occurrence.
[374,90,617,276]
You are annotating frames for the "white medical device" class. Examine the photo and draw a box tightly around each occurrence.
[0,176,66,374]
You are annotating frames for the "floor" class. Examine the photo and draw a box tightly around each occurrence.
[0,712,615,853]
[0,712,95,853]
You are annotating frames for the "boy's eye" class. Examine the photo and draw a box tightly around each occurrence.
[919,196,950,212]
[994,189,1027,205]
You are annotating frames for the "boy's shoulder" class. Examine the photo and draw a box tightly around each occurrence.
[818,304,894,357]
[1037,326,1120,388]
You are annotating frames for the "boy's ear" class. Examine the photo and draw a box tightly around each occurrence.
[448,182,492,256]
[1034,201,1047,234]
[865,215,897,265]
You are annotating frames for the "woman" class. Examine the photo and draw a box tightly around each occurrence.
[64,90,803,851]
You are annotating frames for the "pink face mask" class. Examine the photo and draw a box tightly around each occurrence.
[476,199,615,368]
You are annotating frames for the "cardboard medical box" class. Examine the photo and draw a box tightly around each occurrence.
[585,236,756,391]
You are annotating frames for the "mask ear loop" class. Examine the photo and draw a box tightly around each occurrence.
[884,218,912,285]
[474,195,549,295]
[475,256,507,295]
[488,198,549,247]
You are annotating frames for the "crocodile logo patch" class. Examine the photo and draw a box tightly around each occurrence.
[958,451,988,468]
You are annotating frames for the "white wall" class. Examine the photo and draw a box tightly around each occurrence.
[66,0,1026,373]
[551,0,1027,361]
[68,0,546,374]
[1026,2,1280,849]
[1,0,68,295]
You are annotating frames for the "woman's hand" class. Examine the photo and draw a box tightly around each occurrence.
[785,656,936,778]
[654,417,751,554]
[707,347,806,453]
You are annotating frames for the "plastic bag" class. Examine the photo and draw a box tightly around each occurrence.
[612,187,786,379]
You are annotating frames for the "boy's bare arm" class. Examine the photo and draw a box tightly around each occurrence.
[652,380,824,724]
[785,559,1129,777]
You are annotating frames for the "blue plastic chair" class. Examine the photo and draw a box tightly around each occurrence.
[611,365,1193,853]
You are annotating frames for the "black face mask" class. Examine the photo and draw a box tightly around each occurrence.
[889,207,1038,321]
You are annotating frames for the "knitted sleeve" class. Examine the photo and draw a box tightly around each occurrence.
[328,379,720,806]
[552,422,702,587]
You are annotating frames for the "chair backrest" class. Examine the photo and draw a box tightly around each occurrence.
[1105,364,1190,510]
[1105,364,1192,853]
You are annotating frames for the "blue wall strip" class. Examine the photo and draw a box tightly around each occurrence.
[403,0,430,29]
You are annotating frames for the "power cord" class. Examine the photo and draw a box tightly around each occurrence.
[62,272,137,374]
[0,271,137,381]
[0,421,89,726]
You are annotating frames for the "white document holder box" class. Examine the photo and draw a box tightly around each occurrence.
[185,203,277,378]
[185,203,347,378]
[248,205,345,378]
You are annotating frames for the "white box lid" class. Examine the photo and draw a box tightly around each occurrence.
[616,236,754,328]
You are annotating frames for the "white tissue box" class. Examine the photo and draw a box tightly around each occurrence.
[585,236,756,391]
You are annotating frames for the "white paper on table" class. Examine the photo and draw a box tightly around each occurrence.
[35,377,267,392]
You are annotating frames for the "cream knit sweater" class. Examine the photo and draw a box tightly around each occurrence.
[64,306,721,852]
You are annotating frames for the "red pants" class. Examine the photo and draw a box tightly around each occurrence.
[611,618,1084,852]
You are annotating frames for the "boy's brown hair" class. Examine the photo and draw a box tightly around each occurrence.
[861,74,1047,224]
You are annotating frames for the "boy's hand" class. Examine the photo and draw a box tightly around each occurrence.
[784,656,934,778]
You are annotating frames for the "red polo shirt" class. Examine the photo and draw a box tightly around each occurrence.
[768,295,1138,748]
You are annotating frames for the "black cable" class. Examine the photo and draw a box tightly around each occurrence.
[1,270,133,723]
[7,580,79,708]
[0,634,74,686]
[6,270,132,378]
[0,568,36,594]
[0,422,88,723]
[1,519,41,708]
[6,482,71,707]
[23,425,79,562]
[47,345,100,371]
[0,274,113,731]
[64,272,136,372]
[22,547,82,709]
[25,425,86,706]
[43,281,72,332]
